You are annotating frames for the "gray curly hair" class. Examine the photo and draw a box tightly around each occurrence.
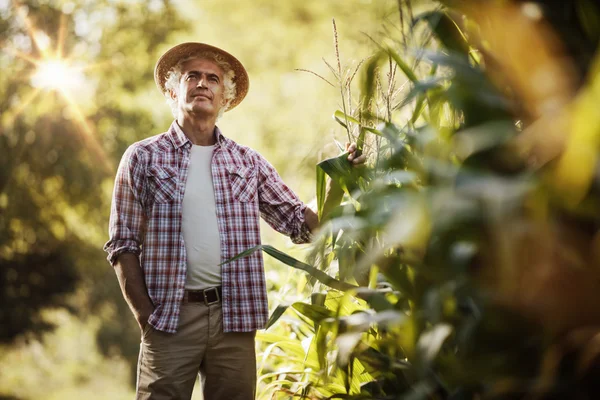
[164,51,237,119]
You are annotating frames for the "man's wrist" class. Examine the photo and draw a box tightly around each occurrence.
[136,303,155,327]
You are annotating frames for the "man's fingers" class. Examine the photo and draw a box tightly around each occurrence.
[352,154,367,165]
[345,142,365,165]
[347,152,366,165]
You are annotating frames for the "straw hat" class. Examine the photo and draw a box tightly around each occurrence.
[154,42,249,111]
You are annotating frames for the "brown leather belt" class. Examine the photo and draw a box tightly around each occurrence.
[183,287,222,305]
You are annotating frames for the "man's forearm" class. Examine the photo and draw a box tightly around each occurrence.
[114,252,155,329]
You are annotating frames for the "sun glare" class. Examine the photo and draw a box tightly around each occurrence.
[3,5,112,171]
[30,59,82,91]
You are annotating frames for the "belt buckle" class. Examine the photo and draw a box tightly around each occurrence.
[203,287,220,306]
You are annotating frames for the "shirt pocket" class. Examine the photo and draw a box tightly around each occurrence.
[147,164,178,204]
[227,164,257,203]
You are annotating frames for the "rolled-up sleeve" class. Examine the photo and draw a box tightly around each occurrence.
[103,145,147,265]
[256,154,313,244]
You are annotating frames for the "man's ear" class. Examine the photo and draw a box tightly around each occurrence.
[168,89,177,101]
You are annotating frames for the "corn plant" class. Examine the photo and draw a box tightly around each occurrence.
[234,1,600,399]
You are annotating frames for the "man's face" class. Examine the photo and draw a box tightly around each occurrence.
[173,58,226,118]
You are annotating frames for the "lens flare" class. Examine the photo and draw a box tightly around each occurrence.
[30,59,83,91]
[3,3,112,171]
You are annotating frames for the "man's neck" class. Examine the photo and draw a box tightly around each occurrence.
[177,114,218,146]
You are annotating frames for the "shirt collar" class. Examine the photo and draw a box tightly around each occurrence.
[168,120,230,149]
[168,120,190,148]
[214,126,229,148]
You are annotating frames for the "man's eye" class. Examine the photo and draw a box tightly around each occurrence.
[186,75,197,80]
[210,77,219,82]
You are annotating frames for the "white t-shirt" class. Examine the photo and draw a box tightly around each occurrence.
[181,144,222,289]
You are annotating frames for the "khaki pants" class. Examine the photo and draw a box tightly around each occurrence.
[136,302,256,400]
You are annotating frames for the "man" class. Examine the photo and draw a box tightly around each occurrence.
[104,42,365,400]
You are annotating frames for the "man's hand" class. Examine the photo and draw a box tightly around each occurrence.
[304,142,368,232]
[113,253,155,333]
[137,307,155,332]
[346,142,367,166]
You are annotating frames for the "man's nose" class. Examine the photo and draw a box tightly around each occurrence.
[197,77,207,88]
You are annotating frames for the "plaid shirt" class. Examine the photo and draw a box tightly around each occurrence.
[104,121,312,333]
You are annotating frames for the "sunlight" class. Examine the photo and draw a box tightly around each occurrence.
[3,4,112,171]
[30,59,83,91]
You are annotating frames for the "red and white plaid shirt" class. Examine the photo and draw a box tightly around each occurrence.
[104,121,312,333]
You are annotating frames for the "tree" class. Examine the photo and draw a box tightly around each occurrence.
[0,0,187,372]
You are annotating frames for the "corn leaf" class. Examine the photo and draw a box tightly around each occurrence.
[334,116,348,129]
[265,304,290,330]
[316,164,327,220]
[363,127,382,136]
[576,0,600,40]
[221,244,358,292]
[414,11,469,57]
[386,48,418,82]
[316,326,329,370]
[318,153,352,179]
[396,77,446,111]
[334,110,361,126]
[356,127,366,158]
[411,94,428,124]
[360,53,382,114]
[292,302,336,323]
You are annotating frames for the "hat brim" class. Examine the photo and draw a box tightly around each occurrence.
[154,42,249,111]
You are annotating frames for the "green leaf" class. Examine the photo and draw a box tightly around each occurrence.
[311,292,327,307]
[334,110,361,126]
[318,153,352,182]
[411,94,428,124]
[333,111,381,157]
[315,325,329,370]
[381,262,415,299]
[379,122,404,144]
[257,332,308,360]
[318,152,355,196]
[360,53,383,115]
[221,245,358,292]
[395,77,446,111]
[292,302,335,323]
[334,116,348,129]
[265,304,290,330]
[316,164,327,220]
[576,0,600,40]
[356,127,366,158]
[386,48,418,82]
[338,310,405,333]
[414,11,469,57]
[354,288,395,312]
[362,127,382,136]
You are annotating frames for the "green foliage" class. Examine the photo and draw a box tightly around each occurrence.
[256,1,600,399]
[0,248,77,343]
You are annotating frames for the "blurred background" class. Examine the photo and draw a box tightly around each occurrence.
[4,0,600,399]
[0,0,393,398]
